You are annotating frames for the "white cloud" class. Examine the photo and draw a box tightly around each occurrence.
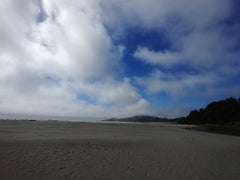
[102,0,239,70]
[0,0,154,118]
[73,78,141,106]
[134,69,240,99]
[134,47,180,67]
[101,0,232,37]
[132,14,240,69]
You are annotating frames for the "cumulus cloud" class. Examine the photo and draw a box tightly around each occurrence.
[133,29,240,69]
[0,0,153,118]
[133,47,179,67]
[102,0,239,67]
[134,69,240,99]
[73,78,141,106]
[101,0,232,37]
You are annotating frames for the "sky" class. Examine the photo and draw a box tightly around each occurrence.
[0,0,240,119]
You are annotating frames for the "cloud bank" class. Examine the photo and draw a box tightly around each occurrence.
[0,0,152,118]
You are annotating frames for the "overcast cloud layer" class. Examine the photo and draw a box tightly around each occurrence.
[0,0,239,118]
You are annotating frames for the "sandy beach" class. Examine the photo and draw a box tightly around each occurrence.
[0,120,239,180]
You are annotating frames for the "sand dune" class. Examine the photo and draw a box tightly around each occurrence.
[0,120,239,180]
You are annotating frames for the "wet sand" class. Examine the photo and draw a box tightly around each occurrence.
[0,120,239,180]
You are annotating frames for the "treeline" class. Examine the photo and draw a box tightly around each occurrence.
[178,97,240,124]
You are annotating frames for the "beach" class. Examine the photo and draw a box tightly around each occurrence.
[0,120,239,180]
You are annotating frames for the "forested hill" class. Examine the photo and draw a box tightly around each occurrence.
[104,115,175,123]
[178,97,240,124]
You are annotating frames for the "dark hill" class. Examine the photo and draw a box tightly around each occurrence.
[104,115,175,123]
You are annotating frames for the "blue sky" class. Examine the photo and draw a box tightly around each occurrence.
[0,0,239,119]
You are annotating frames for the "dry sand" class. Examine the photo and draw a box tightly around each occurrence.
[0,120,239,180]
